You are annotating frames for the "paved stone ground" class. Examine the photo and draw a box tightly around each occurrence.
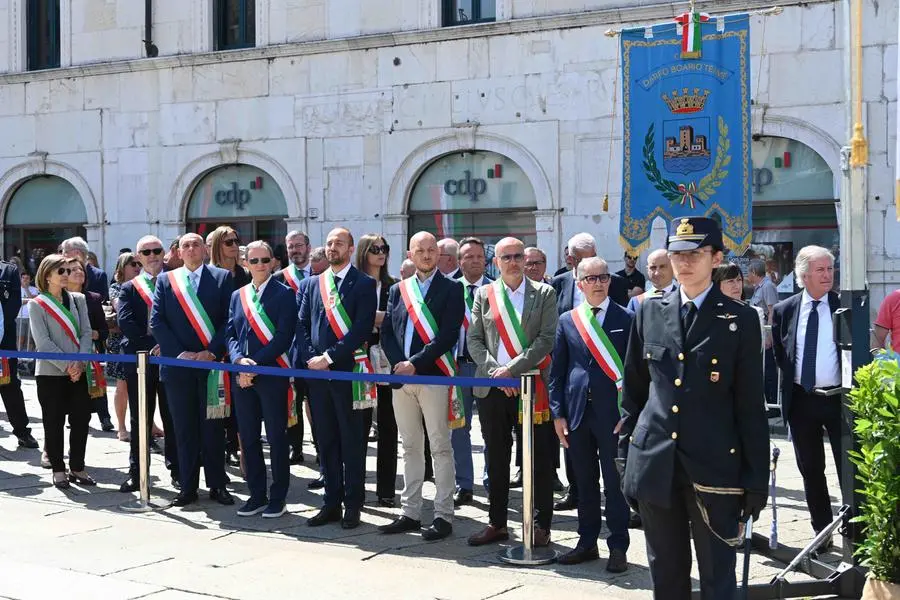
[0,376,850,600]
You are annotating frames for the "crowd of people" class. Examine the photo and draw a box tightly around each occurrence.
[0,215,892,599]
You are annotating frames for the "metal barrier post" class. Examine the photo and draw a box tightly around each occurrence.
[500,370,557,566]
[120,351,170,512]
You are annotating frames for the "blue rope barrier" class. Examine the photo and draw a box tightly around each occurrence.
[0,349,520,388]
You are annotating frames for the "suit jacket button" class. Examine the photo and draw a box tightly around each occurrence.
[646,352,652,359]
[712,358,718,365]
[729,448,736,454]
[672,405,679,413]
[677,352,684,361]
[671,432,678,440]
[674,378,682,387]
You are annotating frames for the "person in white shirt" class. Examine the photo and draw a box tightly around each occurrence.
[626,249,677,312]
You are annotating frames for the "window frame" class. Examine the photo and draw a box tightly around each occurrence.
[25,0,60,71]
[214,0,256,51]
[442,0,496,27]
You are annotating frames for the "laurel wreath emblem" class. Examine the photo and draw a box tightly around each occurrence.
[642,116,731,206]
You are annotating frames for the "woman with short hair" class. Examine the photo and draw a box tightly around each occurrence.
[29,255,96,489]
[713,263,766,352]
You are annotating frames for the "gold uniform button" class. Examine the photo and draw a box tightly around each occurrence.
[678,353,684,361]
[674,378,682,387]
[712,358,718,365]
[729,448,736,454]
[672,405,679,413]
[671,432,678,440]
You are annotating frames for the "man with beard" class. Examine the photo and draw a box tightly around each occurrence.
[296,228,376,529]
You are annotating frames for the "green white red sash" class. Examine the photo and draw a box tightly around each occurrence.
[167,268,229,419]
[33,292,106,396]
[239,283,297,427]
[319,269,376,410]
[133,272,156,308]
[283,265,305,293]
[399,277,465,429]
[0,358,9,386]
[570,303,625,414]
[485,281,552,424]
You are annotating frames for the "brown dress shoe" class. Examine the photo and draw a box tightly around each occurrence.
[533,527,551,547]
[467,525,509,546]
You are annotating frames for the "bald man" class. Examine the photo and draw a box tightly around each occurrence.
[626,249,677,312]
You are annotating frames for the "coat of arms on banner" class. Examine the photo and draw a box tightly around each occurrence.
[620,14,751,254]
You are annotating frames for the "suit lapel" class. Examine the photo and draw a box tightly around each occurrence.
[787,294,802,362]
[520,278,538,334]
[423,271,442,307]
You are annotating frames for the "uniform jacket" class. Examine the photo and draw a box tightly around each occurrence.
[149,265,234,381]
[381,270,465,381]
[116,276,158,375]
[225,279,296,367]
[549,300,633,431]
[467,277,558,398]
[0,261,22,351]
[552,269,628,312]
[294,265,376,373]
[771,290,841,420]
[86,264,110,303]
[619,285,768,509]
[29,291,93,376]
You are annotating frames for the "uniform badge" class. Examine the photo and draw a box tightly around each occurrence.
[710,371,720,382]
[2,290,7,300]
[717,313,737,320]
[729,323,737,332]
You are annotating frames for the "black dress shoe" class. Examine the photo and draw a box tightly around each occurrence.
[150,439,163,454]
[307,506,342,527]
[209,488,234,505]
[453,488,473,507]
[341,509,361,529]
[558,545,600,565]
[289,449,304,465]
[554,493,578,511]
[509,469,523,488]
[171,477,181,490]
[378,515,421,534]
[16,433,39,449]
[421,517,452,541]
[628,511,643,529]
[119,476,139,493]
[377,497,395,508]
[308,474,326,490]
[172,491,198,507]
[606,548,629,573]
[100,417,115,432]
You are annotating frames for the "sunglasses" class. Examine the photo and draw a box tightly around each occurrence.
[56,267,72,275]
[129,261,141,268]
[223,238,240,247]
[248,257,272,265]
[580,274,611,284]
[139,248,163,256]
[368,244,389,255]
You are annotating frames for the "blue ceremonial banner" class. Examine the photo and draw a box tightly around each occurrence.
[620,14,751,254]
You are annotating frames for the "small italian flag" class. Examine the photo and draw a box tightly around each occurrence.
[675,12,710,59]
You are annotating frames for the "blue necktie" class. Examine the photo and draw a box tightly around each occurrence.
[800,300,820,392]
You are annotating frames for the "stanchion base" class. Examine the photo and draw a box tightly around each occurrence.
[499,545,558,566]
[119,498,172,513]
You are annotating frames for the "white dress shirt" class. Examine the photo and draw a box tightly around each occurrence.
[586,296,611,327]
[648,280,677,295]
[794,290,840,388]
[252,275,271,296]
[457,274,487,357]
[404,270,437,359]
[497,278,527,366]
[679,282,714,309]
[185,263,205,291]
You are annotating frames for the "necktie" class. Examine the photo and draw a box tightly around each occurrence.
[800,300,820,392]
[190,271,199,292]
[333,275,342,290]
[591,306,601,317]
[681,301,696,334]
[462,285,477,360]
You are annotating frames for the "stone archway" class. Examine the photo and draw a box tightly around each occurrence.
[756,114,843,198]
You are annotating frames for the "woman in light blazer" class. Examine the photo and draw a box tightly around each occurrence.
[29,255,96,489]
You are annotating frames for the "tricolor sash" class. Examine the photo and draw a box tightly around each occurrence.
[0,358,10,386]
[485,282,552,424]
[133,272,156,308]
[167,268,229,419]
[570,303,625,415]
[319,269,376,410]
[33,293,106,396]
[239,284,297,427]
[399,277,465,429]
[283,265,305,293]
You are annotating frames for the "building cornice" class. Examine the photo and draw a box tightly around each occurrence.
[0,0,833,84]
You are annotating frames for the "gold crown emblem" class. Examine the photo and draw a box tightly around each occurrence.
[676,219,694,236]
[662,88,710,114]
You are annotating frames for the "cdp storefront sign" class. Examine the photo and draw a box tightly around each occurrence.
[214,176,264,210]
[187,165,288,220]
[442,165,503,203]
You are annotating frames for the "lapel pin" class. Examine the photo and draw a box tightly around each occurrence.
[729,323,737,332]
[717,313,737,320]
[710,371,720,383]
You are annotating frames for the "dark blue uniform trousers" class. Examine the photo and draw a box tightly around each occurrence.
[308,379,366,511]
[568,402,630,552]
[165,370,226,493]
[233,375,290,504]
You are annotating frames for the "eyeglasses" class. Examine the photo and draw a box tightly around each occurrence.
[368,244,389,255]
[498,253,525,263]
[139,248,163,256]
[668,248,713,263]
[580,274,611,284]
[223,238,240,247]
[129,262,141,268]
[56,267,72,275]
[248,257,272,265]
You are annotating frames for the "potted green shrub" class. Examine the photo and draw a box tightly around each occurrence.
[847,353,900,599]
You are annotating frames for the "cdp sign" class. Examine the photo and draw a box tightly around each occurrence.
[443,170,487,203]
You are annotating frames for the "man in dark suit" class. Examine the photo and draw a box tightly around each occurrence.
[118,235,179,492]
[296,227,376,530]
[379,231,464,540]
[61,236,109,302]
[550,256,633,571]
[0,259,38,449]
[771,245,842,552]
[551,232,626,511]
[226,241,297,519]
[619,217,768,599]
[150,232,235,507]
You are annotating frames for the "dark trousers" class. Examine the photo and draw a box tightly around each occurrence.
[764,348,778,408]
[233,375,290,504]
[788,385,844,533]
[36,375,91,473]
[569,406,629,552]
[126,366,178,479]
[374,385,398,499]
[639,460,737,600]
[308,379,366,512]
[92,395,111,420]
[0,358,31,437]
[477,388,554,530]
[164,371,226,492]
